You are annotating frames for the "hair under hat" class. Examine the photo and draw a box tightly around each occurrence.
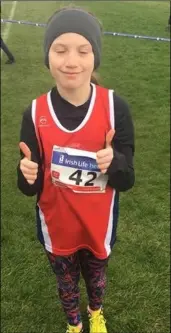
[44,8,102,70]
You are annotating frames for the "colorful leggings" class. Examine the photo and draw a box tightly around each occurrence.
[46,249,109,326]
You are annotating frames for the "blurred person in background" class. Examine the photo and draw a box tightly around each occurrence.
[1,36,15,64]
[165,14,171,31]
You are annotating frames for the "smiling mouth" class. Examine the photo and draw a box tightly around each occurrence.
[62,71,81,75]
[64,72,80,75]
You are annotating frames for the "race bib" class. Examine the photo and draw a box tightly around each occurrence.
[51,146,108,193]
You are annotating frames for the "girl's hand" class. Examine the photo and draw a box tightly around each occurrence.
[19,142,38,185]
[96,129,115,174]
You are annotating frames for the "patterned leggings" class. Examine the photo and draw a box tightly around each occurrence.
[46,249,109,326]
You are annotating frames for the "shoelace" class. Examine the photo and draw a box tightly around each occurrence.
[66,325,82,333]
[89,311,106,328]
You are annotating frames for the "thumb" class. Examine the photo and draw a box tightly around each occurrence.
[19,142,31,160]
[106,129,115,148]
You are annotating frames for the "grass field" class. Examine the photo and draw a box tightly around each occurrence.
[1,1,170,333]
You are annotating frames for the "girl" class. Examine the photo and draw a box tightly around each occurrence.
[17,6,135,333]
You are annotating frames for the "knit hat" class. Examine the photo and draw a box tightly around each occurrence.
[44,8,102,70]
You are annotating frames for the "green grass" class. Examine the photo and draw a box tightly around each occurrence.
[1,1,170,333]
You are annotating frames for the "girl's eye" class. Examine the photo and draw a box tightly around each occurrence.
[79,51,88,54]
[56,50,66,54]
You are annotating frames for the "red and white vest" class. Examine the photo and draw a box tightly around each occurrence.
[32,84,117,259]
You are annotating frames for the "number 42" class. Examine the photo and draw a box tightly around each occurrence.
[69,170,97,186]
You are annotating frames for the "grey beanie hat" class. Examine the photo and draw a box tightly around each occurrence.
[44,8,102,70]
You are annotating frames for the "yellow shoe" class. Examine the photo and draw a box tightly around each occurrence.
[88,308,107,333]
[66,323,84,333]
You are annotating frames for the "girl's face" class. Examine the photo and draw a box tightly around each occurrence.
[48,33,94,90]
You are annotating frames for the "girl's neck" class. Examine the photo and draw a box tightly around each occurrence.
[56,82,92,107]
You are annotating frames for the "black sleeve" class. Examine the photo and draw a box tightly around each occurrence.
[17,104,43,196]
[107,93,135,192]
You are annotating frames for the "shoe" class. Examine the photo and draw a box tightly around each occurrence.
[66,323,84,333]
[88,307,107,333]
[5,58,15,64]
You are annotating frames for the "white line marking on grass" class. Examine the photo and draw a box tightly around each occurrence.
[1,1,14,5]
[1,1,17,57]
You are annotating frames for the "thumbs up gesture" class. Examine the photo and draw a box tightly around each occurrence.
[19,142,38,185]
[96,129,115,174]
